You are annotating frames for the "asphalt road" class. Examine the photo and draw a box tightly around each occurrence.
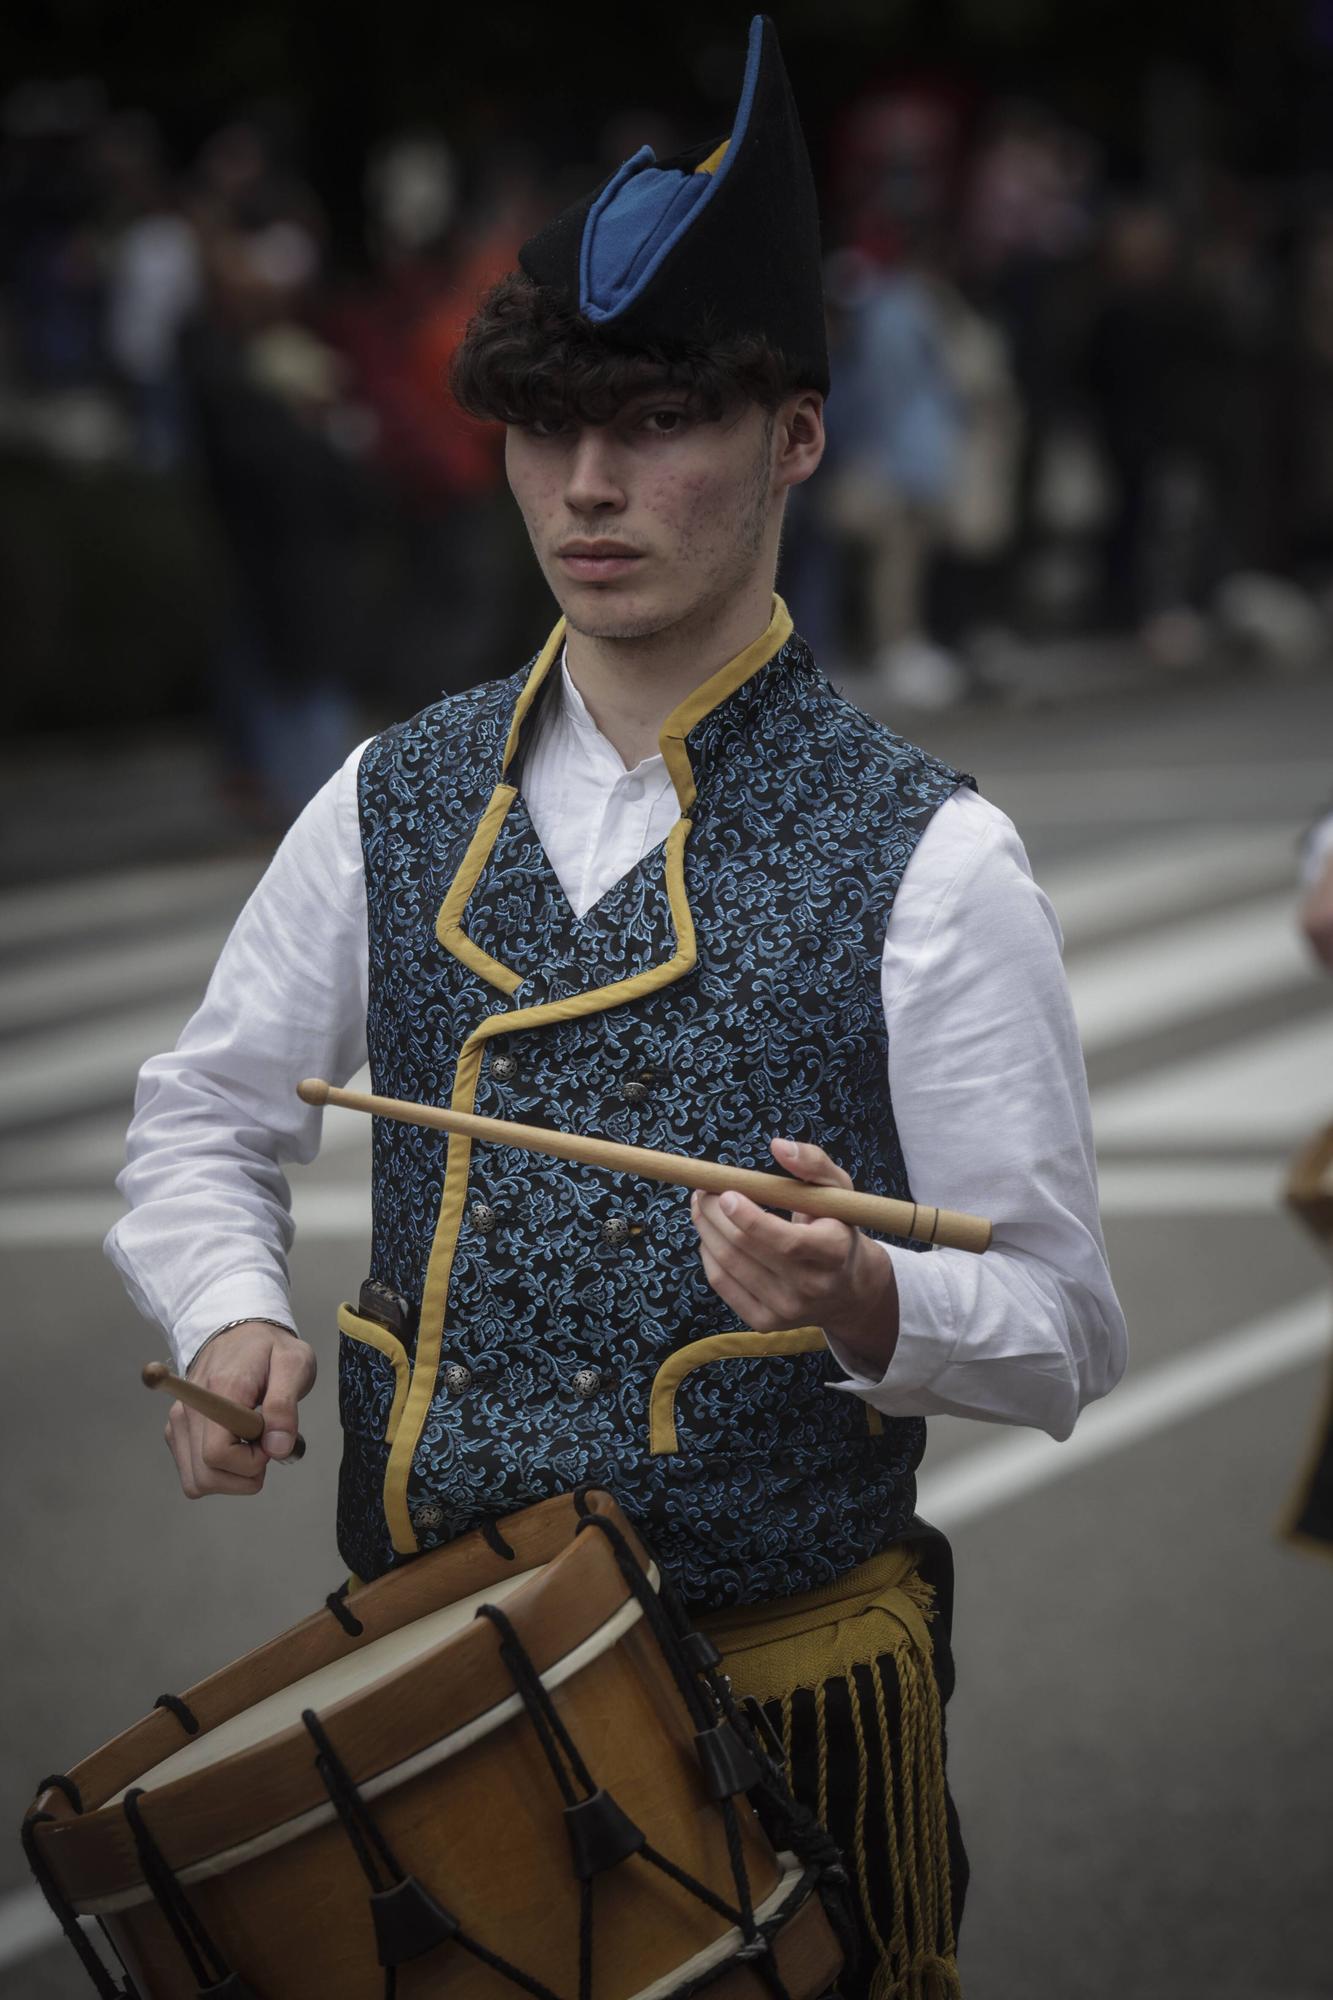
[2,661,1331,1999]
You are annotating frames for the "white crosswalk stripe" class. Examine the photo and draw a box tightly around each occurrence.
[0,922,223,1034]
[1036,825,1296,950]
[0,855,263,951]
[1068,890,1316,1054]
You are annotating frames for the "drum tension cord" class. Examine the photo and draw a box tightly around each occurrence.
[122,1788,261,1998]
[22,1776,140,1999]
[154,1693,201,1734]
[324,1580,364,1637]
[302,1705,564,2000]
[573,1498,855,1992]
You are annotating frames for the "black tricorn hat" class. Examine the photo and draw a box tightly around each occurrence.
[518,15,829,395]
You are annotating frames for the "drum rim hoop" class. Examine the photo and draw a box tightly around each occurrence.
[67,1571,657,1916]
[30,1493,653,1903]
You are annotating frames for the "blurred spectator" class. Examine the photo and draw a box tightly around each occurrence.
[1271,209,1333,623]
[794,240,973,707]
[97,112,200,471]
[179,119,375,827]
[1299,807,1333,971]
[325,137,536,711]
[1077,199,1213,661]
[4,48,1330,750]
[961,102,1099,584]
[1282,802,1333,1555]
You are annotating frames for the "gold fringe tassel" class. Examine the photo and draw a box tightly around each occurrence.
[700,1545,962,2000]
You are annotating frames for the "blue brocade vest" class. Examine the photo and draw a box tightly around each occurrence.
[339,602,971,1609]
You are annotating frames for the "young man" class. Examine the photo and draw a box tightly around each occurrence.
[108,19,1125,1993]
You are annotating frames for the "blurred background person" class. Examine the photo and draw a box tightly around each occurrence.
[1282,798,1333,1553]
[808,234,973,707]
[178,117,378,829]
[98,110,200,473]
[326,135,542,716]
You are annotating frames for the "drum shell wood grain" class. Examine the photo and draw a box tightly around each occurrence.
[27,1492,843,1999]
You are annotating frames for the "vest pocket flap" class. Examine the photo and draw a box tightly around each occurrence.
[648,1327,827,1454]
[337,1304,411,1445]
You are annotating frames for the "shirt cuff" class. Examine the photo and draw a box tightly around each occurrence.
[172,1277,298,1375]
[822,1240,956,1406]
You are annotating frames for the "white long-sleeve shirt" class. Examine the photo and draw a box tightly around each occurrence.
[106,659,1126,1438]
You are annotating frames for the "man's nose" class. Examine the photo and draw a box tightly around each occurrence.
[564,430,626,513]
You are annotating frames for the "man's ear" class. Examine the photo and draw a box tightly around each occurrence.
[774,391,825,493]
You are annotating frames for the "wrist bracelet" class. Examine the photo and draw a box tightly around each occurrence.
[190,1317,298,1371]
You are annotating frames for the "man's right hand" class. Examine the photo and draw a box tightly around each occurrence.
[165,1321,317,1498]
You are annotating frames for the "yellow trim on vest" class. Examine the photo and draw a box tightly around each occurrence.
[502,618,566,772]
[436,784,524,993]
[382,602,793,1552]
[657,596,793,811]
[647,1321,888,1453]
[695,141,729,176]
[337,1303,411,1445]
[648,1326,826,1454]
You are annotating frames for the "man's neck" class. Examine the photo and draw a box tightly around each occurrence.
[562,574,776,770]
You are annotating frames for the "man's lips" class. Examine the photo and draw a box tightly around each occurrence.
[556,543,647,580]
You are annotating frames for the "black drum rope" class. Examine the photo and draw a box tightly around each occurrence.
[571,1512,767,1951]
[303,1704,568,2000]
[20,1793,138,1999]
[574,1502,859,2000]
[122,1787,260,1998]
[323,1580,365,1638]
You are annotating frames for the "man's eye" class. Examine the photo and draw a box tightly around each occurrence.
[526,416,570,439]
[643,409,687,435]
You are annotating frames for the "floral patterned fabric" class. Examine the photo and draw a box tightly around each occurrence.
[346,632,970,1606]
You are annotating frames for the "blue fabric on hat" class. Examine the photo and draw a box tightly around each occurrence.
[582,160,713,320]
[578,15,764,324]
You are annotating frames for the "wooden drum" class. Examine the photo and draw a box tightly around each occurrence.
[22,1490,845,1999]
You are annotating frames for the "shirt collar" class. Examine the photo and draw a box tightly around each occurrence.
[556,644,669,777]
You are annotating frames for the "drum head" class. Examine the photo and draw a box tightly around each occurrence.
[114,1567,537,1800]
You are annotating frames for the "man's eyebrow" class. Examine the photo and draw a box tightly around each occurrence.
[619,386,691,409]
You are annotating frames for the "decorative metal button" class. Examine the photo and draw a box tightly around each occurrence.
[571,1366,603,1398]
[412,1501,446,1536]
[491,1052,518,1083]
[599,1215,631,1247]
[618,1076,650,1105]
[442,1362,473,1393]
[469,1201,498,1234]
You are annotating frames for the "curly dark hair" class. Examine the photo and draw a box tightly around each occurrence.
[450,270,807,429]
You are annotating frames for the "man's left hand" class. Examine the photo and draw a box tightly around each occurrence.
[690,1137,900,1373]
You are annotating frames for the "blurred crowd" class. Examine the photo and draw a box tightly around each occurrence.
[4,72,1333,822]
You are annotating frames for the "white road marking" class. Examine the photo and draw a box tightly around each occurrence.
[1038,826,1298,951]
[1091,1011,1333,1150]
[0,1183,371,1247]
[1094,1158,1290,1214]
[986,763,1329,823]
[0,856,264,950]
[916,1292,1329,1528]
[0,923,226,1034]
[0,1003,203,1128]
[1067,890,1316,1054]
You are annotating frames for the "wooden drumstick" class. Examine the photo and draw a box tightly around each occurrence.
[298,1077,992,1254]
[142,1362,307,1461]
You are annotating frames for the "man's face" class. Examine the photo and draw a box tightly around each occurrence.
[504,393,783,643]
